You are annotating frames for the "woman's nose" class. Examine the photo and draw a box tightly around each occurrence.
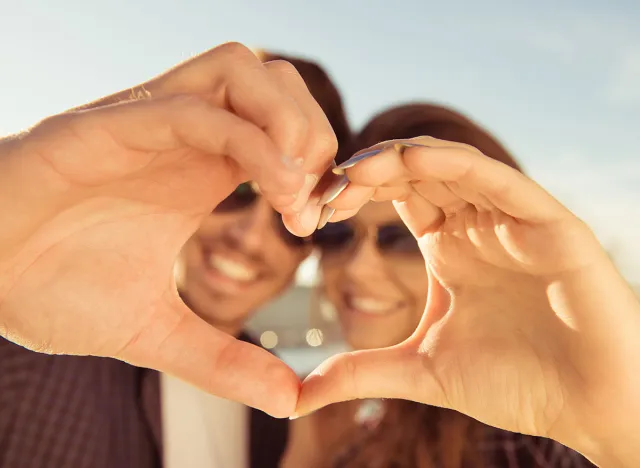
[343,236,386,282]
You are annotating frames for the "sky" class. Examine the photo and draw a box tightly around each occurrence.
[1,0,639,284]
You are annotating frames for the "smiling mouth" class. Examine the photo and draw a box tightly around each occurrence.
[344,295,404,316]
[199,250,261,296]
[207,254,258,282]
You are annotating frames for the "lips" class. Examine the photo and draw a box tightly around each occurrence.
[199,250,261,296]
[207,254,258,282]
[345,294,403,316]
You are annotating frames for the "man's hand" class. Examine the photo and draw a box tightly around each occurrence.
[0,43,337,418]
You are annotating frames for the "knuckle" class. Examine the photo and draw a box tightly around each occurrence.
[311,126,339,160]
[490,176,511,200]
[27,112,88,151]
[270,102,309,144]
[265,360,296,388]
[167,93,204,109]
[33,112,75,135]
[264,59,300,77]
[410,135,437,145]
[164,95,211,120]
[212,41,256,64]
[456,141,483,155]
[159,43,258,97]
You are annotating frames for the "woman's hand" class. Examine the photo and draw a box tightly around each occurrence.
[298,137,640,466]
[0,42,336,418]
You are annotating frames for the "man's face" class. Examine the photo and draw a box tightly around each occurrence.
[178,184,311,333]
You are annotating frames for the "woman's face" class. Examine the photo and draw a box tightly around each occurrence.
[178,184,310,333]
[319,201,428,350]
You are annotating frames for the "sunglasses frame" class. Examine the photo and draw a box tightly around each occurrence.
[213,183,310,248]
[312,219,421,258]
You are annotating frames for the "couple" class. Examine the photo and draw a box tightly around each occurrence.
[2,42,639,468]
[0,50,592,468]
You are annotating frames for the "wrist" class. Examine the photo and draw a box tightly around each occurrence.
[557,256,640,466]
[559,411,640,468]
[576,436,640,468]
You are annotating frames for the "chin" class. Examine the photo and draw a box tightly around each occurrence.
[346,335,393,351]
[199,312,247,335]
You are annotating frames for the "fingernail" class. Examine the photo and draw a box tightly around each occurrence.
[333,148,385,174]
[318,175,349,205]
[289,413,299,420]
[297,197,322,233]
[317,205,335,229]
[291,174,319,212]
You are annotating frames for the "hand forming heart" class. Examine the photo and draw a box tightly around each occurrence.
[301,138,640,465]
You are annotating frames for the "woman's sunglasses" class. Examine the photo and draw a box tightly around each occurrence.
[311,219,421,257]
[216,184,421,256]
[214,183,307,247]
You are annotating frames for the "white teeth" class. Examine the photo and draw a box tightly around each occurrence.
[208,255,257,282]
[349,297,397,315]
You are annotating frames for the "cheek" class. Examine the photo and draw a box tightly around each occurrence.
[320,262,341,302]
[181,237,202,270]
[400,263,429,311]
[268,245,308,285]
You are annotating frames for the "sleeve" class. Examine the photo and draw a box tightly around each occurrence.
[0,338,39,465]
[480,427,597,468]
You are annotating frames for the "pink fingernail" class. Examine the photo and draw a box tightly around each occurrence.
[333,148,385,174]
[317,205,335,229]
[318,175,349,205]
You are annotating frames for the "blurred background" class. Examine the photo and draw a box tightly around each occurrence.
[2,0,639,375]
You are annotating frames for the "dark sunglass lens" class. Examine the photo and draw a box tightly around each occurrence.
[312,222,354,253]
[214,183,258,212]
[377,224,420,254]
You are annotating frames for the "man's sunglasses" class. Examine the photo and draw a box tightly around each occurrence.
[216,183,421,256]
[214,183,307,247]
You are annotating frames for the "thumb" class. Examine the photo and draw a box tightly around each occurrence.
[120,298,300,418]
[294,345,448,418]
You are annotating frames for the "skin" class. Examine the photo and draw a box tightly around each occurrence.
[282,200,429,468]
[2,45,640,466]
[298,137,640,467]
[0,42,336,418]
[177,196,310,337]
[321,201,427,350]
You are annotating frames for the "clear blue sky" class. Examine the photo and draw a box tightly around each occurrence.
[2,0,639,283]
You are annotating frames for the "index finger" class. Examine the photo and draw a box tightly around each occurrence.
[340,139,568,224]
[401,144,568,223]
[75,43,309,161]
[149,44,338,182]
[70,43,336,211]
[262,59,338,235]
